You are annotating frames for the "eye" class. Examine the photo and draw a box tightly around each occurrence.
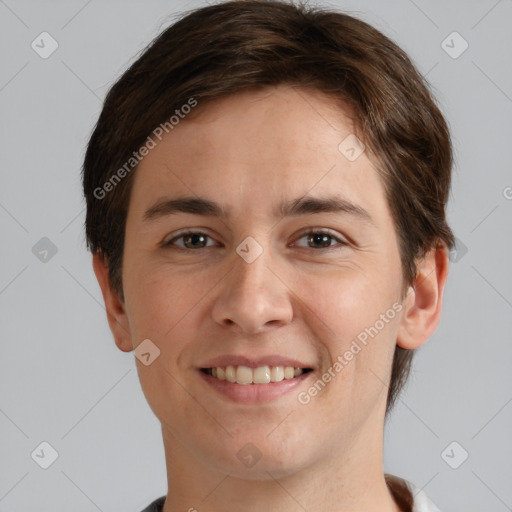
[293,229,347,250]
[163,230,217,250]
[162,228,347,251]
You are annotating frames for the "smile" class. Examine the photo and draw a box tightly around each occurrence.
[201,365,312,384]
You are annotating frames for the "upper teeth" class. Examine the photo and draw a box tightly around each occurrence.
[208,365,304,384]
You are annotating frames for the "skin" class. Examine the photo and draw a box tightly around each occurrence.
[93,84,449,512]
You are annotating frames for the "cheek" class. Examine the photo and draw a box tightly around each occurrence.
[297,264,401,402]
[124,264,200,340]
[296,265,395,346]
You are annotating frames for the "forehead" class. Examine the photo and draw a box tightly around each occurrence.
[128,85,388,226]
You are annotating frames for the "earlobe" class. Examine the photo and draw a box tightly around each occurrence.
[92,252,134,352]
[396,245,450,350]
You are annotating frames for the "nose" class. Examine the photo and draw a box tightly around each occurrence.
[211,242,294,334]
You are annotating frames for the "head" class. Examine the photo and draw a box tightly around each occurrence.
[83,0,453,476]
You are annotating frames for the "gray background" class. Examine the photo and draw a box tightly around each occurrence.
[0,0,511,511]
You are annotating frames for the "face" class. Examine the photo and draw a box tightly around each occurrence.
[117,85,410,478]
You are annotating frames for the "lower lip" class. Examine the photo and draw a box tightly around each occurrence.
[198,370,312,404]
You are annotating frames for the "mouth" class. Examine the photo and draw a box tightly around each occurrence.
[200,365,313,385]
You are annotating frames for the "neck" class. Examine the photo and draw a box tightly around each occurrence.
[160,406,402,512]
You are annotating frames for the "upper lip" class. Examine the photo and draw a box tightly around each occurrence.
[199,355,314,369]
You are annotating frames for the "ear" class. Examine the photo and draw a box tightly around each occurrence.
[396,245,450,350]
[92,252,134,352]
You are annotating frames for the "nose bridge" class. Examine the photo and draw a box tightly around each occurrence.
[211,234,293,332]
[233,237,270,291]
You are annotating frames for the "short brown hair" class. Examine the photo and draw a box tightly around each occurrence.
[82,0,455,416]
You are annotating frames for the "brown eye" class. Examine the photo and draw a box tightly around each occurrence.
[294,229,347,250]
[164,231,216,249]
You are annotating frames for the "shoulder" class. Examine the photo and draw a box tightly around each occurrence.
[385,473,442,512]
[139,481,442,512]
[139,496,166,512]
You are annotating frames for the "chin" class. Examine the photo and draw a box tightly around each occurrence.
[196,434,311,480]
[209,454,304,481]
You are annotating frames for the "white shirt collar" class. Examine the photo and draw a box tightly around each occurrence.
[403,479,442,512]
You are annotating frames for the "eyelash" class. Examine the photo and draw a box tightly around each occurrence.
[162,229,348,251]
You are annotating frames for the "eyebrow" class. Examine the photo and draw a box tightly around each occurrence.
[142,195,375,226]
